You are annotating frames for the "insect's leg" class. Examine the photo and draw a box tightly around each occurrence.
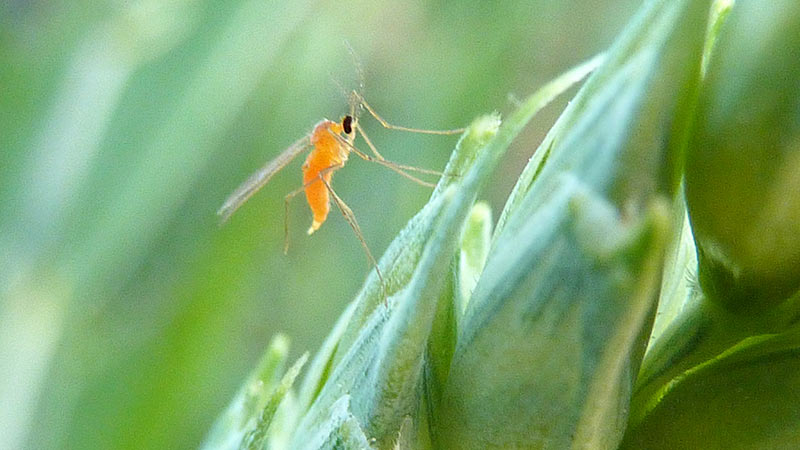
[331,131,439,188]
[356,129,439,187]
[357,129,464,183]
[357,127,442,175]
[345,41,366,95]
[283,185,306,254]
[351,90,466,135]
[319,175,386,298]
[283,163,344,253]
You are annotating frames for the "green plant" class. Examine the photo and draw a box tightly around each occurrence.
[203,0,800,448]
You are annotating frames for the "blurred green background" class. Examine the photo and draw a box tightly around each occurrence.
[0,0,640,448]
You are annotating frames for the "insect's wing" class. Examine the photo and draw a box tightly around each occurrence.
[217,134,310,223]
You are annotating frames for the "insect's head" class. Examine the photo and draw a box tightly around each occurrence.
[341,114,355,136]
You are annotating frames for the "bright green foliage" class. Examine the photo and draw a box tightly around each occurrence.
[202,335,292,449]
[206,0,800,448]
[8,0,797,447]
[436,0,709,444]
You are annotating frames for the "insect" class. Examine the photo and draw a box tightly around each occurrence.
[217,90,464,284]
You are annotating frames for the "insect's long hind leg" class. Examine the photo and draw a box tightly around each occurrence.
[284,169,386,299]
[331,130,439,188]
[351,90,466,135]
[319,176,386,296]
[357,134,436,187]
[283,163,346,254]
[283,185,306,254]
[359,129,464,184]
[357,127,442,176]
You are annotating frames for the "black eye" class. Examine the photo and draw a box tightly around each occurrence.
[342,115,353,134]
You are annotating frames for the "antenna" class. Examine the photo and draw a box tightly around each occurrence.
[344,39,366,94]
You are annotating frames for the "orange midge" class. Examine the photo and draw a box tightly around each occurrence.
[217,91,464,282]
[303,116,355,235]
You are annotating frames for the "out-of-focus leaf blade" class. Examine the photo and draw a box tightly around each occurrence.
[202,335,290,450]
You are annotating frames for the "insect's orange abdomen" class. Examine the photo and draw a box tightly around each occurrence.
[303,120,347,234]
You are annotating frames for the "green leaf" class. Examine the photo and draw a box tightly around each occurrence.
[457,202,493,315]
[631,281,800,435]
[622,320,800,449]
[436,0,711,447]
[202,335,291,450]
[630,0,800,435]
[685,0,800,309]
[295,300,358,415]
[438,180,671,449]
[241,352,309,450]
[701,0,735,76]
[646,194,698,349]
[297,396,372,450]
[422,202,495,430]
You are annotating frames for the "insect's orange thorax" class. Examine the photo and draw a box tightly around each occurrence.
[310,120,347,160]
